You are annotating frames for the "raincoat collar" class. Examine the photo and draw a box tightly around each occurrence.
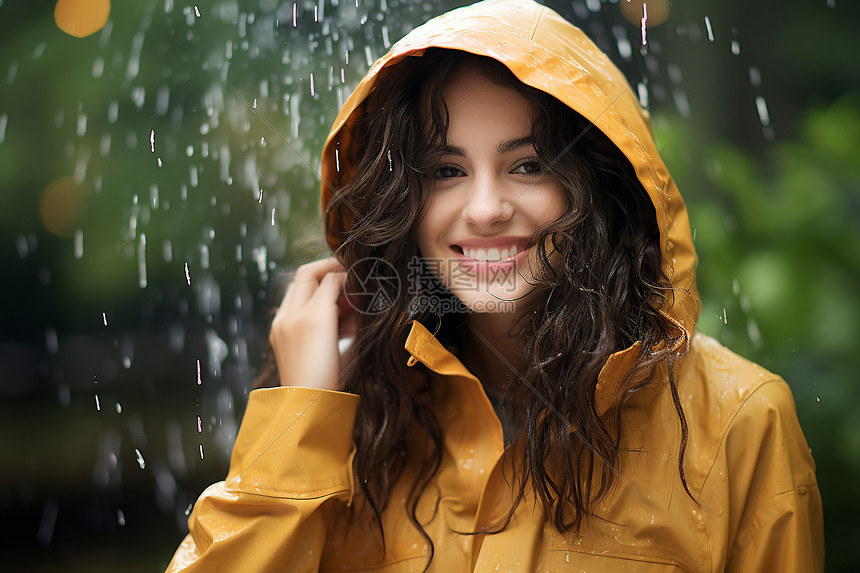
[404,316,688,418]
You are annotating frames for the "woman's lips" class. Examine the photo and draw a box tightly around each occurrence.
[450,240,529,273]
[460,244,518,262]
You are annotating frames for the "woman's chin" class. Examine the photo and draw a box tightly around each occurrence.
[447,286,539,316]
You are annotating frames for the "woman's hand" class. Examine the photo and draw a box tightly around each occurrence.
[269,257,357,390]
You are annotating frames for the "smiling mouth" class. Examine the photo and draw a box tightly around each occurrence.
[452,243,524,263]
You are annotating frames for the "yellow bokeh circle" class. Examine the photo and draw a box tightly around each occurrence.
[54,0,111,38]
[619,0,670,28]
[40,177,89,238]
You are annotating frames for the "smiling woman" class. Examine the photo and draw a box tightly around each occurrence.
[416,62,568,315]
[166,1,823,571]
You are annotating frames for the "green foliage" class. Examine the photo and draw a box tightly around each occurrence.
[655,92,860,568]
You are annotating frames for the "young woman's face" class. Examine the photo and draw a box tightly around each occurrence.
[416,65,567,315]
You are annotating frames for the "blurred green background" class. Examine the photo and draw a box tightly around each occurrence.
[0,0,857,570]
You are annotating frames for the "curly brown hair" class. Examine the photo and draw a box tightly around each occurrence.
[257,49,689,568]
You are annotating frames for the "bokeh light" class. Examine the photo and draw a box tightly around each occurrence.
[54,0,110,38]
[39,177,89,238]
[619,0,670,28]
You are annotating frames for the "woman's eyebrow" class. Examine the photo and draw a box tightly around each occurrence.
[441,144,466,157]
[497,136,533,155]
[440,136,534,157]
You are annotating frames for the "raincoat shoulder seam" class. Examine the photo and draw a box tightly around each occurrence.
[699,377,790,494]
[733,484,820,540]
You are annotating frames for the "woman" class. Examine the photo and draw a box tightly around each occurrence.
[167,1,823,571]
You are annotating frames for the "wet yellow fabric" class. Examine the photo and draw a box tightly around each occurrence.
[167,1,823,570]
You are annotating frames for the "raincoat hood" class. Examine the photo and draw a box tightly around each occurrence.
[321,0,700,335]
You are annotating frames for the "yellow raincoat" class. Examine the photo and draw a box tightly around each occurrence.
[167,1,823,570]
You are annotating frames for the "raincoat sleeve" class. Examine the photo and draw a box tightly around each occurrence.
[165,386,359,573]
[717,379,824,572]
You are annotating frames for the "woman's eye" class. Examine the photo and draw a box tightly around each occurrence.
[434,165,462,179]
[512,160,542,175]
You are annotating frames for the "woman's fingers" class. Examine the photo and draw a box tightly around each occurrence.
[280,257,344,310]
[270,258,351,391]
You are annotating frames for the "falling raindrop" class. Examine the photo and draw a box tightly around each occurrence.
[640,3,648,47]
[755,96,771,126]
[200,244,209,270]
[100,133,111,156]
[138,233,147,288]
[613,25,632,60]
[135,448,146,469]
[747,318,762,347]
[107,100,119,124]
[749,67,762,88]
[131,85,145,108]
[704,17,714,42]
[637,82,649,109]
[155,86,170,115]
[127,33,144,80]
[74,230,84,259]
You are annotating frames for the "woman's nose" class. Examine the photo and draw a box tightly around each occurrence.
[461,175,513,229]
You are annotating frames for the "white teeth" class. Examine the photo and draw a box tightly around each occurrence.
[464,244,520,262]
